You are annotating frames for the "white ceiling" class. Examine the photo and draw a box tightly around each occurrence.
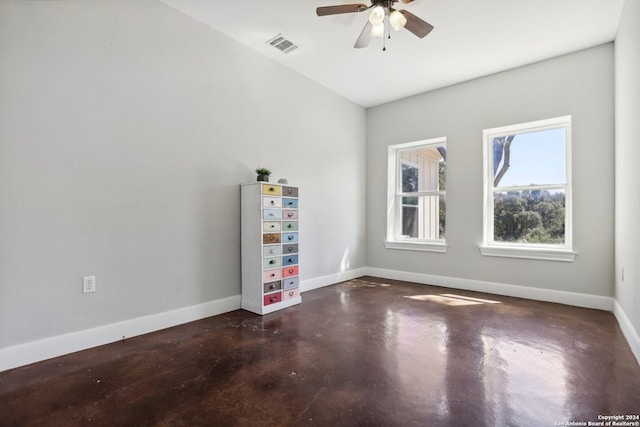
[159,0,624,108]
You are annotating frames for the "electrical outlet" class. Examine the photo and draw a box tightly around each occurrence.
[83,276,96,293]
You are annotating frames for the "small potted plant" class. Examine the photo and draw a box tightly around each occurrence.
[255,167,272,182]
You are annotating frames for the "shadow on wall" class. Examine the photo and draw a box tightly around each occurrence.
[197,163,248,302]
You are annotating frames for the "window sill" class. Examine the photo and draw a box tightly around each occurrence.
[479,245,576,262]
[385,240,448,253]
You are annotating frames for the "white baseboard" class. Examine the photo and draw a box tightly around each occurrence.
[613,300,640,365]
[3,267,634,373]
[0,295,241,373]
[365,267,614,311]
[0,267,367,373]
[301,267,368,293]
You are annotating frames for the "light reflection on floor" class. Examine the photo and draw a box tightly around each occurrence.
[382,308,451,418]
[405,293,502,306]
[481,332,568,424]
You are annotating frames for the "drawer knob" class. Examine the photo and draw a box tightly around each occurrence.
[270,284,276,289]
[287,247,293,252]
[288,236,293,240]
[269,260,275,264]
[289,291,294,296]
[288,269,294,274]
[288,258,293,262]
[270,200,275,205]
[270,225,275,228]
[270,249,276,253]
[287,224,292,228]
[269,187,275,192]
[287,213,293,217]
[270,296,277,302]
[271,273,275,277]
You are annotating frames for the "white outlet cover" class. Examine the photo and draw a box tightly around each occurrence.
[83,276,96,293]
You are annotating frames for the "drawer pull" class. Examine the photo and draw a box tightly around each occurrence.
[270,284,276,289]
[287,224,292,228]
[288,236,294,240]
[270,249,276,254]
[288,269,294,274]
[287,213,294,217]
[270,296,277,302]
[287,247,293,252]
[270,224,275,228]
[289,291,294,296]
[288,258,293,262]
[270,236,276,241]
[271,273,275,277]
[270,200,275,205]
[269,260,276,265]
[268,187,276,192]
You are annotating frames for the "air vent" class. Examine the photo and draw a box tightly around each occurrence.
[266,34,298,54]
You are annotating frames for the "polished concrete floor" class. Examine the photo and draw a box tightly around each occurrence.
[1,276,639,426]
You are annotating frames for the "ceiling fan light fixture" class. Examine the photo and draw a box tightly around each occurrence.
[389,10,407,31]
[370,23,385,38]
[368,5,385,26]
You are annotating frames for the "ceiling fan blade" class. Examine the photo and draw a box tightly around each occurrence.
[354,22,372,48]
[400,10,434,38]
[316,4,368,16]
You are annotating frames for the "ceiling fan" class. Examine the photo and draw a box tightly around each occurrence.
[316,0,434,50]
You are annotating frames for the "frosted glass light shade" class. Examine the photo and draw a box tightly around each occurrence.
[389,10,407,31]
[368,6,385,26]
[370,23,384,38]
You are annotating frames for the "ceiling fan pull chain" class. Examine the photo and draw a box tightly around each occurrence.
[383,9,388,51]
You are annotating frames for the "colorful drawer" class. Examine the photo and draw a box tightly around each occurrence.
[263,245,282,257]
[282,244,298,254]
[283,210,298,220]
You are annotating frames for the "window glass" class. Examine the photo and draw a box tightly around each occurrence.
[493,190,565,244]
[402,163,419,192]
[493,128,566,188]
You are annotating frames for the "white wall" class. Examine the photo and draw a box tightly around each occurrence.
[614,0,640,356]
[0,1,366,353]
[366,44,614,298]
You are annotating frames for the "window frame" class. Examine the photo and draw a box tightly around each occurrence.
[480,115,576,262]
[386,137,447,253]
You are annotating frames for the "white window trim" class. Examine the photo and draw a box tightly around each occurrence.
[386,137,447,253]
[480,115,576,262]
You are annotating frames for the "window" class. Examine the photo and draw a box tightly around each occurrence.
[386,138,447,252]
[481,116,575,261]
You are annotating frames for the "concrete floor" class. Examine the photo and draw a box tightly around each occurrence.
[1,276,639,426]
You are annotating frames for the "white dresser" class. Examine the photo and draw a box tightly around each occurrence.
[240,182,301,315]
